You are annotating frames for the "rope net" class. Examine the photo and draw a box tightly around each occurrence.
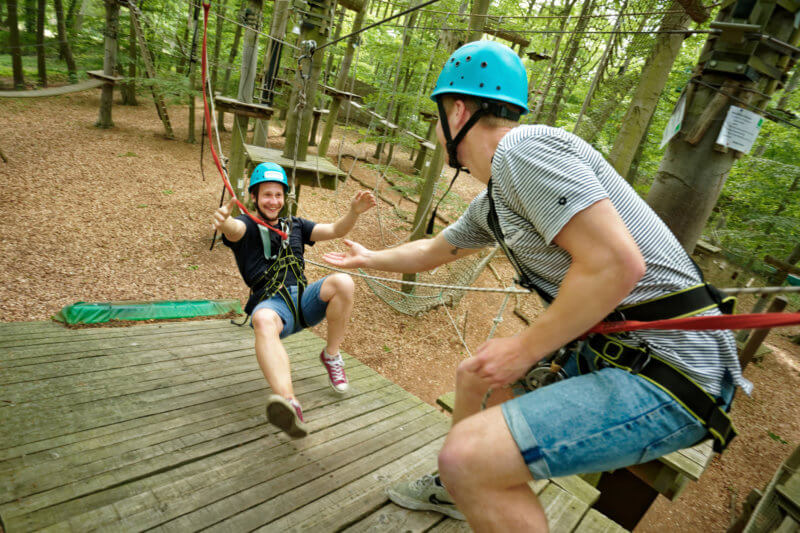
[360,247,499,316]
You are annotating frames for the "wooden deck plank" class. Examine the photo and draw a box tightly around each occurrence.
[0,343,341,451]
[551,475,601,506]
[340,503,444,532]
[16,391,422,531]
[260,435,449,532]
[427,519,472,532]
[0,365,379,500]
[0,322,263,362]
[155,417,450,531]
[574,509,629,532]
[0,318,236,348]
[1,338,324,406]
[538,481,590,533]
[2,374,403,528]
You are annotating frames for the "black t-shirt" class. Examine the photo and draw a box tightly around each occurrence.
[222,215,316,290]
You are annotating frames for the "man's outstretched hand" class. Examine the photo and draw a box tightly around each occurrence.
[322,239,371,269]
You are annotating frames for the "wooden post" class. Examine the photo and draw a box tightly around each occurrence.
[739,296,787,368]
[283,0,333,164]
[254,0,290,147]
[737,249,800,341]
[96,0,119,129]
[227,0,265,203]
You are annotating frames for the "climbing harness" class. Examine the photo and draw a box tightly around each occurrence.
[233,218,311,329]
[487,176,754,453]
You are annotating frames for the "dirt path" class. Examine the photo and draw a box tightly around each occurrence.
[1,91,798,531]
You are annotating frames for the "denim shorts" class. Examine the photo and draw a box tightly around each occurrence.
[250,276,329,338]
[501,344,735,480]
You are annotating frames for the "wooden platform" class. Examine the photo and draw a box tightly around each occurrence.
[0,319,626,531]
[243,144,344,191]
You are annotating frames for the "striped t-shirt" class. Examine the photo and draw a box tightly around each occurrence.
[442,125,751,396]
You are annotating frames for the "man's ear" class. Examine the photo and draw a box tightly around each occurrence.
[451,98,471,129]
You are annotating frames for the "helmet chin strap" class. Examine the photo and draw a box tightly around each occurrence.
[427,98,521,236]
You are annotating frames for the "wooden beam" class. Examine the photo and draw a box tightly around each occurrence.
[214,95,274,120]
[87,69,123,83]
[765,255,800,276]
[675,0,711,23]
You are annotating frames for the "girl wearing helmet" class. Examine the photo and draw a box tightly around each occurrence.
[213,161,375,438]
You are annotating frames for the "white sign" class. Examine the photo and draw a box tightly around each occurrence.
[716,105,764,154]
[660,92,687,149]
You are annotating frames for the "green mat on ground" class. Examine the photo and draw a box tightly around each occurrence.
[53,299,243,324]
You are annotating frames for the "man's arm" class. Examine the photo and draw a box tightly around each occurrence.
[465,199,646,387]
[212,199,246,243]
[309,191,376,242]
[323,231,481,274]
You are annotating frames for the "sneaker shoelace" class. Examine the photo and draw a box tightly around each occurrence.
[289,398,305,422]
[410,474,437,493]
[324,354,346,383]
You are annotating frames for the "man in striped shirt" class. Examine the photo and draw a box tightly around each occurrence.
[324,41,749,530]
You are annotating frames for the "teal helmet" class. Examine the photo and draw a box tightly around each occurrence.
[249,162,288,193]
[431,41,528,114]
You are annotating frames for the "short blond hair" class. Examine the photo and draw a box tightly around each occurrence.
[441,95,521,129]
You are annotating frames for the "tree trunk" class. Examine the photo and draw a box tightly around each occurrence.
[121,8,138,105]
[54,0,78,83]
[227,0,265,202]
[7,0,25,90]
[186,2,200,143]
[36,0,47,87]
[65,0,79,32]
[317,0,370,156]
[777,64,799,112]
[217,15,243,132]
[530,0,575,122]
[96,0,119,129]
[607,2,691,180]
[646,2,798,252]
[72,0,91,33]
[545,0,594,126]
[322,9,345,88]
[210,0,229,93]
[24,0,35,34]
[253,0,290,146]
[467,0,490,43]
[177,2,193,75]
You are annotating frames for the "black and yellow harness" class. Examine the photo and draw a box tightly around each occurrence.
[235,219,309,329]
[486,182,738,452]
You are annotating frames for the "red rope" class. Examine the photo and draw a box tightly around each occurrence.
[586,312,800,337]
[200,1,287,240]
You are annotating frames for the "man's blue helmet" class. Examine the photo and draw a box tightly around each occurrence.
[249,162,288,193]
[431,41,529,114]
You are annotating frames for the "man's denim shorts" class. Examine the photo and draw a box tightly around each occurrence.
[250,276,329,338]
[501,344,735,480]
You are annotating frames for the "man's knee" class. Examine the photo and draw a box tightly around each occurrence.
[438,424,479,492]
[252,309,283,335]
[325,273,355,299]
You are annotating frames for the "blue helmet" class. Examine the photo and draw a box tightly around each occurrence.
[431,41,529,114]
[249,162,288,193]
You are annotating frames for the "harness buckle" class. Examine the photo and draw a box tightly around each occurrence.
[629,344,651,375]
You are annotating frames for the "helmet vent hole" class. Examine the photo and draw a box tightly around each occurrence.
[450,58,455,63]
[449,81,453,86]
[466,56,471,61]
[481,61,487,68]
[460,76,464,79]
[479,83,484,87]
[455,61,460,66]
[496,85,501,90]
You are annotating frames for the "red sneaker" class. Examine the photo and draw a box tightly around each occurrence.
[266,394,308,438]
[320,350,349,393]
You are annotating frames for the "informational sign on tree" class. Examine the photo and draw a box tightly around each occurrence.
[716,105,763,154]
[660,92,687,149]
